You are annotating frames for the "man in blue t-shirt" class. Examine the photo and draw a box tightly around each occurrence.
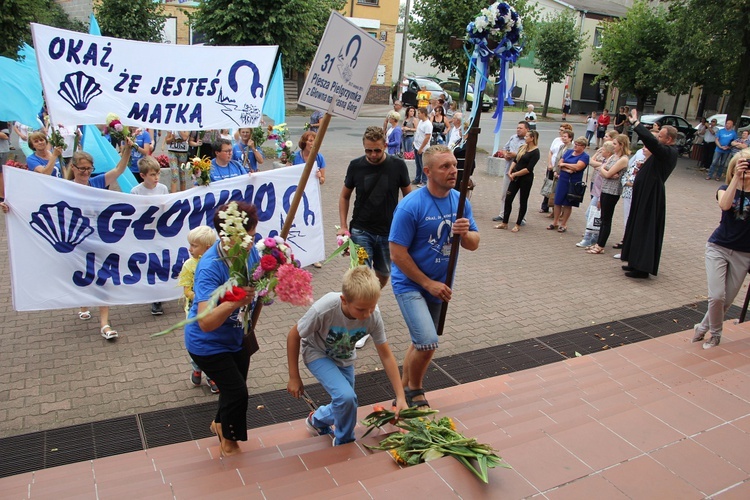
[210,139,249,182]
[129,129,152,179]
[388,145,480,410]
[232,128,264,172]
[707,119,738,181]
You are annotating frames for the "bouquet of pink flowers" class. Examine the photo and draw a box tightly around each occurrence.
[153,202,313,338]
[323,226,369,268]
[104,113,131,144]
[4,159,27,170]
[252,236,313,306]
[154,154,170,170]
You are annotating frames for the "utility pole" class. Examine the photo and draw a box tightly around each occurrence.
[396,0,412,100]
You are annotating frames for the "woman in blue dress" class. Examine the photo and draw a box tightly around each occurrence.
[549,137,590,233]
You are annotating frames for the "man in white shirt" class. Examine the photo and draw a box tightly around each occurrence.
[412,107,433,186]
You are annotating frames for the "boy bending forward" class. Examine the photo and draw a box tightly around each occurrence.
[287,266,407,445]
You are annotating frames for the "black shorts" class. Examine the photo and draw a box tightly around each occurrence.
[562,105,571,114]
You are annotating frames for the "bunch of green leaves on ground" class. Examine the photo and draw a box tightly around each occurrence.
[361,407,510,483]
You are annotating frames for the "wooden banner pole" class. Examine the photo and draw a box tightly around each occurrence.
[251,112,333,329]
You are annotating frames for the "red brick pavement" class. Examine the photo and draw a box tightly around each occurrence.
[0,128,743,439]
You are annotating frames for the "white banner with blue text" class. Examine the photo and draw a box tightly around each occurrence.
[30,23,277,131]
[4,166,324,311]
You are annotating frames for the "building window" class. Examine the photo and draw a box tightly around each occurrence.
[357,0,379,5]
[593,27,604,49]
[580,74,600,101]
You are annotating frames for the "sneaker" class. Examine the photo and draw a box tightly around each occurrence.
[207,378,220,394]
[613,253,621,259]
[190,370,202,386]
[703,335,721,349]
[355,334,370,349]
[692,324,707,343]
[520,219,527,226]
[576,240,592,248]
[306,411,333,436]
[492,215,504,222]
[151,302,163,315]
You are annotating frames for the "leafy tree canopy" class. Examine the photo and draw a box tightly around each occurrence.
[191,0,346,72]
[533,9,585,84]
[1,0,86,60]
[593,0,672,111]
[409,0,539,81]
[533,9,586,116]
[94,0,167,43]
[665,0,750,120]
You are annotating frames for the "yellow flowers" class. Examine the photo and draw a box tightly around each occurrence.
[363,409,510,483]
[357,246,369,265]
[184,156,212,186]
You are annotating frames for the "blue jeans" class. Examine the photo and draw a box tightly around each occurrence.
[414,149,426,183]
[395,291,441,351]
[403,135,414,154]
[350,228,391,277]
[708,149,731,179]
[307,357,356,445]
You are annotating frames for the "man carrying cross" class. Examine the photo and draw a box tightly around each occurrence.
[389,145,480,409]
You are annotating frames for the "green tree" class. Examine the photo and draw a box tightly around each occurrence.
[191,0,345,99]
[1,0,85,60]
[593,0,672,112]
[533,9,586,117]
[94,0,167,43]
[409,0,539,82]
[666,0,750,121]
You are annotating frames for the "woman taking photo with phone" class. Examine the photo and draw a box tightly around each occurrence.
[693,150,750,350]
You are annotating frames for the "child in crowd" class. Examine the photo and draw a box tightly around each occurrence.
[286,266,407,446]
[177,225,220,394]
[130,156,169,315]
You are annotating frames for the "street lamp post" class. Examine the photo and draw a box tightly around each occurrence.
[396,0,412,100]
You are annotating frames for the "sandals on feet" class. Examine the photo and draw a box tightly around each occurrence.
[100,325,118,340]
[78,310,91,320]
[511,225,520,233]
[494,222,508,230]
[587,244,605,254]
[405,388,431,409]
[546,224,558,230]
[557,226,567,233]
[612,242,623,249]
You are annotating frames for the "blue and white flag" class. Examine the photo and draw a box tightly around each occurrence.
[31,23,278,131]
[4,166,324,311]
[0,44,44,125]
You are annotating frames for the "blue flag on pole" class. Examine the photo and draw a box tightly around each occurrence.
[89,13,101,36]
[0,45,43,126]
[82,14,136,192]
[262,55,286,125]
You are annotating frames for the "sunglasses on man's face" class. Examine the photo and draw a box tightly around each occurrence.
[365,148,383,154]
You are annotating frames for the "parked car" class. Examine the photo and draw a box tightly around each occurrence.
[400,77,453,108]
[439,80,493,112]
[413,75,443,85]
[699,114,750,134]
[639,114,695,155]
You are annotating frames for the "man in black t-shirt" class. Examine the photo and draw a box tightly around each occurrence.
[339,126,412,346]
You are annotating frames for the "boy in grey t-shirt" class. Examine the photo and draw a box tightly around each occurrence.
[287,266,407,445]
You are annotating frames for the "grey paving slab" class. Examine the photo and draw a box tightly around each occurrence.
[0,114,743,438]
